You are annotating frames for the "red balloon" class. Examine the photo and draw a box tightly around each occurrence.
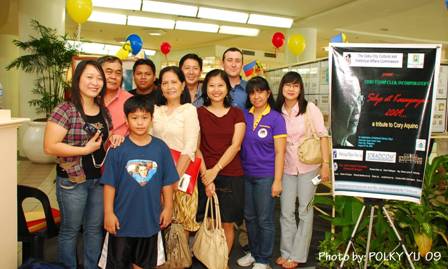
[160,42,171,55]
[272,32,285,49]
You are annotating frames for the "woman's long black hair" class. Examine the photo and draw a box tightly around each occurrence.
[275,71,308,116]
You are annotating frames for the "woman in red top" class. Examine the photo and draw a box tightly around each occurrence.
[196,69,246,256]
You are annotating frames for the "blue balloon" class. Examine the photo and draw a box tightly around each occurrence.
[126,34,143,55]
[330,32,346,43]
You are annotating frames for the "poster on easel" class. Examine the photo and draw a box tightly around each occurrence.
[330,43,442,203]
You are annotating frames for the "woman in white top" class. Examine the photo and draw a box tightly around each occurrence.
[152,66,201,237]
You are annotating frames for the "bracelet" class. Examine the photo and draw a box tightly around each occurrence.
[322,160,330,164]
[217,163,223,170]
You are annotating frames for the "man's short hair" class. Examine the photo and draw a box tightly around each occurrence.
[124,95,154,117]
[222,47,243,61]
[97,55,123,66]
[133,58,156,74]
[179,53,203,70]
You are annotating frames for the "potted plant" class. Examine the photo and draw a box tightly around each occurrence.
[6,20,78,163]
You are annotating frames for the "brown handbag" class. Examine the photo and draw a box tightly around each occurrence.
[298,106,323,165]
[192,193,228,269]
[159,221,192,269]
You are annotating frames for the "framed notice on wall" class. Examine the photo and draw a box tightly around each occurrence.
[330,43,442,203]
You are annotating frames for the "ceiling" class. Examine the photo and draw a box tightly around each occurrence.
[64,0,448,60]
[4,0,448,64]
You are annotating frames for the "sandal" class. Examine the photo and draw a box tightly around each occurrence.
[275,257,288,265]
[282,259,299,269]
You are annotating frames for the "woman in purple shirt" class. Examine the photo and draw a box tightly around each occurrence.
[237,76,286,269]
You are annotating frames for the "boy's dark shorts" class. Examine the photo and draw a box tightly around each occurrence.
[106,233,161,269]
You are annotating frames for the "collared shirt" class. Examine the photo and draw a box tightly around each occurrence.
[230,78,247,110]
[241,105,287,177]
[191,84,204,107]
[48,102,111,182]
[105,88,133,136]
[281,102,328,175]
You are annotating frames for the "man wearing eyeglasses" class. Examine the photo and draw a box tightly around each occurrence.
[98,56,133,137]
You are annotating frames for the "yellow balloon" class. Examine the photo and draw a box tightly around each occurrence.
[66,0,92,24]
[287,34,306,56]
[116,41,131,60]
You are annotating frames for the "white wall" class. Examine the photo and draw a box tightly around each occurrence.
[0,34,19,116]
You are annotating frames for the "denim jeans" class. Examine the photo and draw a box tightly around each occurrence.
[56,177,104,269]
[280,169,318,263]
[244,176,275,265]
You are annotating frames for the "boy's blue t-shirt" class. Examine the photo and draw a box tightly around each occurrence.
[100,136,178,237]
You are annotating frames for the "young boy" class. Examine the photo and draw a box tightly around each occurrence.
[100,95,178,269]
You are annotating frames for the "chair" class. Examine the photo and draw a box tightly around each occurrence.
[18,184,60,262]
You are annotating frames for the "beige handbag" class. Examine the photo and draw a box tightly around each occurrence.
[159,222,192,268]
[192,193,228,269]
[298,105,323,165]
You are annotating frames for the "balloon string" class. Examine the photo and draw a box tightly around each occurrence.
[77,24,81,42]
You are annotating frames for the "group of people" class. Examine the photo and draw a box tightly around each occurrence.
[43,47,330,269]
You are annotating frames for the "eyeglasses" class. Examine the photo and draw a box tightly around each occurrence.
[284,83,300,89]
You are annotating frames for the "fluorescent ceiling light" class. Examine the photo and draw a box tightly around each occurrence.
[92,0,141,11]
[144,49,156,56]
[175,20,218,33]
[219,26,259,36]
[67,41,122,55]
[142,0,198,17]
[68,40,156,56]
[128,16,174,29]
[198,7,248,23]
[88,11,127,25]
[248,14,293,28]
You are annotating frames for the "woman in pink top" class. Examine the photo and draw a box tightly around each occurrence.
[274,71,330,268]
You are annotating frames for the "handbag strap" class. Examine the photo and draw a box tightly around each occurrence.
[303,104,319,139]
[212,193,222,230]
[203,193,222,230]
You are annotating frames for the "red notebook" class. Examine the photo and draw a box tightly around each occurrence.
[170,149,201,195]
